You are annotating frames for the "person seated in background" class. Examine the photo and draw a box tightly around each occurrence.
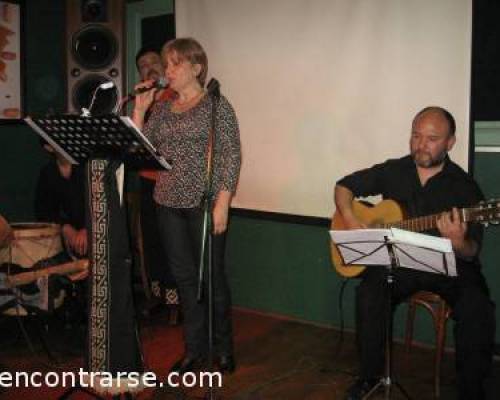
[134,46,180,323]
[35,141,87,260]
[34,141,88,323]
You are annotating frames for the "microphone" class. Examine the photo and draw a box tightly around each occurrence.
[130,77,169,99]
[99,78,168,99]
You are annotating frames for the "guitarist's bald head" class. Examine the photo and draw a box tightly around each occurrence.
[412,106,456,137]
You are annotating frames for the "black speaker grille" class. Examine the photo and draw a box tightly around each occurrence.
[71,25,117,70]
[72,74,118,115]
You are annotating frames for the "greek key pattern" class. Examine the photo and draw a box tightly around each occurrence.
[88,159,110,372]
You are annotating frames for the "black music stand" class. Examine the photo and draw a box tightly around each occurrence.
[25,114,170,399]
[330,228,455,400]
[25,115,170,171]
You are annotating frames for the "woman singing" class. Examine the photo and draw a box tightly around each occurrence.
[132,37,241,374]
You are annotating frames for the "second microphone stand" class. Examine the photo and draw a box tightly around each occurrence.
[197,79,222,400]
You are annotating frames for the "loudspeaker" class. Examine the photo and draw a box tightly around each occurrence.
[65,0,125,114]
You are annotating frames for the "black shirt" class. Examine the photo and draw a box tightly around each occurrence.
[337,155,484,272]
[34,160,86,229]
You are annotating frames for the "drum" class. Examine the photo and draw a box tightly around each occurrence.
[0,223,64,315]
[0,223,62,268]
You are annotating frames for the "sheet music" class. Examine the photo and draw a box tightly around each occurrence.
[390,228,452,253]
[329,229,393,265]
[329,228,456,276]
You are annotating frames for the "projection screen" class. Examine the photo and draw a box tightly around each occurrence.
[176,0,472,218]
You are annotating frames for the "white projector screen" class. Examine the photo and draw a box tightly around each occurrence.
[176,0,472,218]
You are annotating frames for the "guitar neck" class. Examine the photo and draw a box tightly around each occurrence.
[377,209,467,232]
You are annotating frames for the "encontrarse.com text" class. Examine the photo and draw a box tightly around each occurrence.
[0,369,222,389]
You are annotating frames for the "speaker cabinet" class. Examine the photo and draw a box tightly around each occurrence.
[65,0,125,114]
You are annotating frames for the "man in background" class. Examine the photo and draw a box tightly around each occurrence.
[134,46,179,323]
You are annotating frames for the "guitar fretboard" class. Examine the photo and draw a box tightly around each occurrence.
[379,214,441,232]
[374,210,469,232]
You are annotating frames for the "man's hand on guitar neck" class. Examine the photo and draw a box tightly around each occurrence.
[334,185,367,229]
[437,208,478,259]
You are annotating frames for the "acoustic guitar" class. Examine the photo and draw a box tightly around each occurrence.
[330,199,500,278]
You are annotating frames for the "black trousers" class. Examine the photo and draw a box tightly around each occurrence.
[156,205,233,358]
[356,265,495,400]
[140,178,178,304]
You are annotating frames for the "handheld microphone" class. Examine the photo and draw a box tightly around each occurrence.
[129,77,169,99]
[99,78,168,99]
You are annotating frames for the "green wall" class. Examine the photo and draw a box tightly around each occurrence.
[227,218,346,324]
[475,152,500,345]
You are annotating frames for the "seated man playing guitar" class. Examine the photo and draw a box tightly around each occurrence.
[335,106,495,400]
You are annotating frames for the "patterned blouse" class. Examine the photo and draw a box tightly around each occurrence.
[143,93,241,208]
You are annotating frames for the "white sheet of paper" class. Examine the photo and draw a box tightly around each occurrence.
[392,243,456,276]
[329,228,456,276]
[390,228,452,253]
[329,229,392,265]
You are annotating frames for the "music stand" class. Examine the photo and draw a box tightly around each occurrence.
[330,228,455,400]
[25,114,170,399]
[25,115,170,171]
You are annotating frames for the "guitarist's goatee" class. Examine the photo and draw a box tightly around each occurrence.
[411,149,448,168]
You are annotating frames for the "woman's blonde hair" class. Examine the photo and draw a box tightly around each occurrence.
[162,37,208,86]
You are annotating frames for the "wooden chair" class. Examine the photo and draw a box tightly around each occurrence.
[404,291,451,398]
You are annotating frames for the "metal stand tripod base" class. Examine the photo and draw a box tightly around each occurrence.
[365,376,412,400]
[362,238,413,400]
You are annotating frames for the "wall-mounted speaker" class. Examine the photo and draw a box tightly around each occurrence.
[65,0,125,114]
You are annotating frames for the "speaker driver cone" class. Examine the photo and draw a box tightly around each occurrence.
[72,74,118,115]
[72,25,117,70]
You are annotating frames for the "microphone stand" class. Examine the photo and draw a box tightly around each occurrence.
[197,78,221,400]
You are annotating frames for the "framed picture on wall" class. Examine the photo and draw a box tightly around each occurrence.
[0,0,22,122]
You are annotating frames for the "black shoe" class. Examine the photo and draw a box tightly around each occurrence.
[170,355,204,374]
[218,354,236,374]
[344,378,380,400]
